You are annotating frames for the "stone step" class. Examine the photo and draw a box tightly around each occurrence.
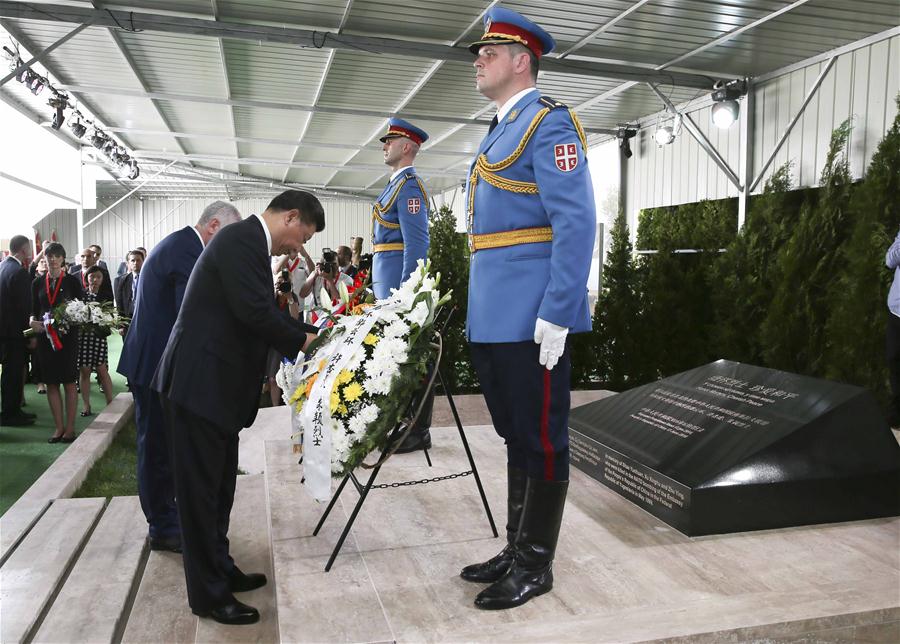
[0,497,106,644]
[0,392,133,565]
[195,473,277,644]
[32,496,147,644]
[264,439,394,643]
[120,547,196,643]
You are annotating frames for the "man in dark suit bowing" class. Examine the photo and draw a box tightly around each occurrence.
[118,201,241,554]
[152,190,324,626]
[1,235,36,427]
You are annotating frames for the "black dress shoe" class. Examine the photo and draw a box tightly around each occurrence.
[193,600,259,625]
[228,567,267,593]
[149,536,182,553]
[2,414,35,426]
[20,411,37,420]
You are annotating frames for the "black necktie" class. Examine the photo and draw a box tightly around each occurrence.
[488,116,498,133]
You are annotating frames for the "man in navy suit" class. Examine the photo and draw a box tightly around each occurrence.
[114,249,144,330]
[118,201,241,553]
[1,235,35,426]
[152,190,323,626]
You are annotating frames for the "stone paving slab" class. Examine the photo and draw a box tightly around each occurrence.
[0,497,105,644]
[0,392,133,565]
[33,496,147,644]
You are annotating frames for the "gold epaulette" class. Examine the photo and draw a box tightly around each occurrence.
[468,226,553,252]
[539,95,566,109]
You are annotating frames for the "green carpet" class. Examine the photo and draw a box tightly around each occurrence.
[0,334,128,516]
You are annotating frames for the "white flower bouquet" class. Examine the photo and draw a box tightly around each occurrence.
[280,259,450,500]
[24,298,122,349]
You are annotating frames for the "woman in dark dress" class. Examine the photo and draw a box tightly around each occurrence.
[29,242,81,443]
[77,265,114,416]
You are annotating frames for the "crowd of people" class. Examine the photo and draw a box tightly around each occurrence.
[0,239,146,440]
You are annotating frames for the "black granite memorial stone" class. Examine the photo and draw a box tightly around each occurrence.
[569,360,900,536]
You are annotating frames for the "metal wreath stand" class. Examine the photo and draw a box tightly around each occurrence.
[311,308,498,572]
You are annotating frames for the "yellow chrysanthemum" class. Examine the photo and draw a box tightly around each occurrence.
[330,390,340,413]
[337,369,354,385]
[337,403,348,415]
[343,381,364,402]
[351,303,373,315]
[363,333,379,346]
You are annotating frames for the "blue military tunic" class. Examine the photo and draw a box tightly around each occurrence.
[372,168,430,299]
[465,89,596,343]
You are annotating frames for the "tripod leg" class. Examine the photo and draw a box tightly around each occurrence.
[313,473,351,536]
[324,465,381,572]
[439,368,498,538]
[423,448,432,467]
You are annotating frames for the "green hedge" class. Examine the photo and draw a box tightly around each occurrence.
[594,97,900,412]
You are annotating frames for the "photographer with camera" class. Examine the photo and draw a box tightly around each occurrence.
[299,248,353,310]
[265,268,302,406]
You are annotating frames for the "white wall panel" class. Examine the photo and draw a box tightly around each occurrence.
[623,34,900,236]
[36,197,373,270]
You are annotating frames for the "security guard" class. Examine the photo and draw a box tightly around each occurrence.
[373,118,433,452]
[460,7,596,610]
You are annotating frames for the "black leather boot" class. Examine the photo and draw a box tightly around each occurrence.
[474,478,568,610]
[460,466,527,583]
[394,388,435,453]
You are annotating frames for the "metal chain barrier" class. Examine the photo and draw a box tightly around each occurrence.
[371,470,473,489]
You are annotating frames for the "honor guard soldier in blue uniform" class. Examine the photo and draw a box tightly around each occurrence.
[459,7,597,610]
[373,118,434,452]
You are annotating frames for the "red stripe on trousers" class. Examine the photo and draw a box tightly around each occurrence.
[540,368,554,480]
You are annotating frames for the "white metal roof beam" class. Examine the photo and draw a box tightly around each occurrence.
[0,22,90,86]
[0,1,714,89]
[133,151,468,178]
[280,0,351,184]
[100,126,475,157]
[0,17,135,151]
[210,0,242,176]
[91,0,194,165]
[572,0,814,119]
[139,161,374,200]
[556,0,653,58]
[323,0,501,188]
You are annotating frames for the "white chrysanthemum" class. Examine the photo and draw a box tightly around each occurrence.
[377,308,400,324]
[364,371,393,396]
[347,414,368,439]
[383,318,409,339]
[343,348,365,373]
[406,300,429,327]
[359,404,379,424]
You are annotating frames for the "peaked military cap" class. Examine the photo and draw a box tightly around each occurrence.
[379,118,429,145]
[468,6,556,58]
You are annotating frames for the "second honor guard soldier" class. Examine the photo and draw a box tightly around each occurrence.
[373,118,433,452]
[460,7,596,609]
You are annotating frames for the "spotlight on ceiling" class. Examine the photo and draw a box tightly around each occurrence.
[91,130,108,149]
[616,125,637,159]
[28,72,45,96]
[712,100,739,129]
[47,91,68,130]
[710,79,746,129]
[655,125,675,146]
[69,114,87,138]
[126,158,140,180]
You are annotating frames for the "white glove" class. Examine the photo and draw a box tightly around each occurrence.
[534,318,568,371]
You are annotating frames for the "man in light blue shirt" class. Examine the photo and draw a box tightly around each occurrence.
[885,227,900,429]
